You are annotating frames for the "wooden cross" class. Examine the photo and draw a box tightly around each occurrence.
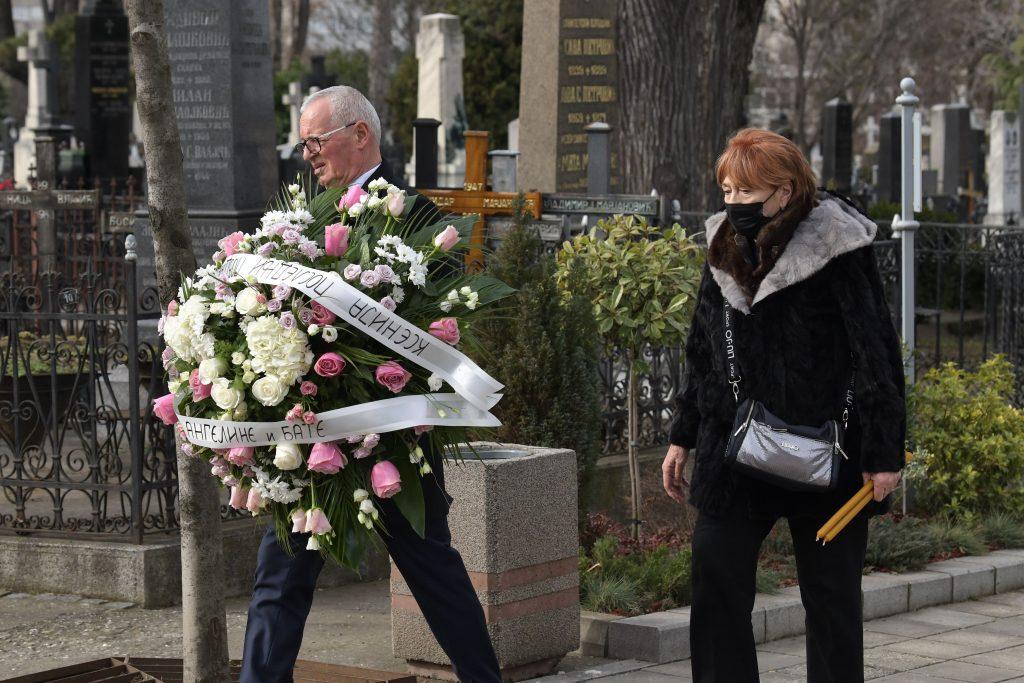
[420,131,541,271]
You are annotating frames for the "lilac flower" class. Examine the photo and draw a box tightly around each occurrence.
[257,242,276,257]
[298,307,316,326]
[374,264,396,283]
[272,284,292,300]
[299,241,319,259]
[379,296,397,311]
[282,228,301,245]
[266,298,282,312]
[360,270,381,288]
[280,311,297,329]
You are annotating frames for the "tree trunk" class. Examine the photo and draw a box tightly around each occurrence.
[617,0,766,211]
[280,0,310,68]
[125,3,230,682]
[369,0,394,139]
[294,0,310,61]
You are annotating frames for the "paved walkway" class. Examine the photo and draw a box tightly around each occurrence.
[2,584,1023,682]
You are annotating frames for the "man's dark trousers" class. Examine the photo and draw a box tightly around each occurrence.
[239,444,502,682]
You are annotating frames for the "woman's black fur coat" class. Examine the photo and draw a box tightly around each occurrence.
[669,193,907,520]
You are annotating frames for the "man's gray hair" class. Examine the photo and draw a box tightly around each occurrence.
[301,85,381,143]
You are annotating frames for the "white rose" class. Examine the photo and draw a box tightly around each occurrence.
[167,378,183,394]
[234,288,264,316]
[209,301,226,315]
[198,357,228,384]
[251,375,289,406]
[288,183,300,194]
[322,326,338,342]
[343,263,362,281]
[353,488,369,503]
[242,370,256,384]
[231,351,245,365]
[348,203,364,217]
[274,443,303,470]
[307,324,319,336]
[210,378,243,410]
[360,499,375,514]
[459,286,473,296]
[465,292,479,310]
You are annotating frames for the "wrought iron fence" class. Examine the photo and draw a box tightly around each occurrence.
[600,213,1024,454]
[0,234,179,541]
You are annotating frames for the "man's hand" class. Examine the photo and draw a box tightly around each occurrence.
[662,445,690,504]
[863,470,902,502]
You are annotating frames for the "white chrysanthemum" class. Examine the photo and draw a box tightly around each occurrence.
[286,209,314,225]
[246,314,313,386]
[250,466,307,504]
[408,263,427,287]
[163,295,215,362]
[391,285,405,304]
[260,210,287,229]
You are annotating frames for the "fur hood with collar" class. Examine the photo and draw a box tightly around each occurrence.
[704,195,878,314]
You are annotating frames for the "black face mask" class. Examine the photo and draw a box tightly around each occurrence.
[725,186,781,239]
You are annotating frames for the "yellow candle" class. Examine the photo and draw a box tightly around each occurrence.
[816,483,873,541]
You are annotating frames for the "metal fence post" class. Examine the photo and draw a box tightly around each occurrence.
[894,77,920,516]
[125,233,143,543]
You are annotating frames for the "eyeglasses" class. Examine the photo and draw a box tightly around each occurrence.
[294,121,357,156]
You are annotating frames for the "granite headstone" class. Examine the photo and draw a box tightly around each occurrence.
[74,0,130,180]
[518,0,619,193]
[135,0,277,288]
[985,111,1020,225]
[821,97,852,193]
[876,111,901,204]
[930,103,971,197]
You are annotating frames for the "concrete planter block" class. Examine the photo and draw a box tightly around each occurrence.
[607,611,690,663]
[390,442,579,681]
[951,555,1024,592]
[580,611,622,657]
[899,571,954,611]
[925,558,996,601]
[861,572,910,620]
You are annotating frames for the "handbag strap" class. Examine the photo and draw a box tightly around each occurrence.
[721,300,856,430]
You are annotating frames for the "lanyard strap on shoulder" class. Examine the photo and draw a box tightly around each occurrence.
[721,299,857,427]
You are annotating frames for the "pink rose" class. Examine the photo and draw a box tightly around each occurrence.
[211,461,230,478]
[314,352,346,377]
[433,225,460,251]
[353,446,372,459]
[229,485,248,510]
[414,424,433,435]
[310,301,336,325]
[300,381,318,396]
[152,393,178,425]
[375,361,412,393]
[285,404,303,422]
[339,186,368,210]
[304,507,333,534]
[371,460,402,498]
[324,223,350,257]
[218,231,245,257]
[189,369,212,401]
[302,411,317,425]
[307,442,347,474]
[246,488,264,514]
[166,300,179,315]
[290,508,306,533]
[226,446,254,467]
[428,318,460,345]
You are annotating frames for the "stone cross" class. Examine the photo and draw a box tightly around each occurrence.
[282,80,303,146]
[862,116,880,154]
[17,29,58,132]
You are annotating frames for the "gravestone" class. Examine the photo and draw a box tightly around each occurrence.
[862,115,880,154]
[304,54,333,92]
[876,111,901,204]
[930,103,971,197]
[985,111,1020,225]
[518,0,619,193]
[134,0,277,288]
[821,97,852,193]
[14,30,62,188]
[74,0,131,180]
[407,13,465,188]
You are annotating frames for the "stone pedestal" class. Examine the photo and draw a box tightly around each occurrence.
[390,442,580,681]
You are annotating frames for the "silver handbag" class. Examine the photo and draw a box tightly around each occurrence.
[720,301,854,492]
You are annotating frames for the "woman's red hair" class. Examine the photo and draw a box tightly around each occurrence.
[715,129,817,208]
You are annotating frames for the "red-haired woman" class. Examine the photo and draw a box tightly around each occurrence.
[662,128,906,682]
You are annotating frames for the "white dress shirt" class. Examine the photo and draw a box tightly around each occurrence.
[349,163,382,191]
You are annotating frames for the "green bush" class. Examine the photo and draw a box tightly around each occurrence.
[480,198,604,509]
[579,534,693,615]
[979,512,1024,549]
[865,515,934,572]
[924,514,989,557]
[907,356,1024,522]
